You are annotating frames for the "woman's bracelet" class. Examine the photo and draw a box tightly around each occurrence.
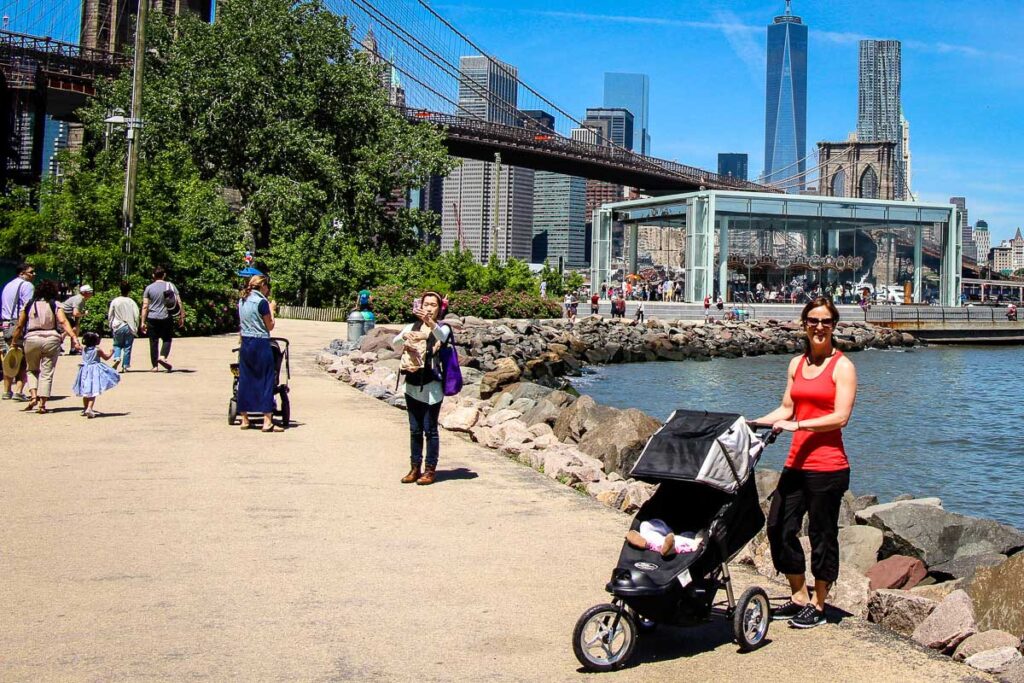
[795,420,800,430]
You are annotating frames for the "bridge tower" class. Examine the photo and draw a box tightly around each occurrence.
[80,0,213,53]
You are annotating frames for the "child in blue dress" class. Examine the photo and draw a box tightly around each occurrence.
[73,332,120,418]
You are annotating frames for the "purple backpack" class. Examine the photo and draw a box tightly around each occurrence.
[437,326,463,396]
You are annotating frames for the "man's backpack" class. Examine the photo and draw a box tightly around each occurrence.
[163,283,181,317]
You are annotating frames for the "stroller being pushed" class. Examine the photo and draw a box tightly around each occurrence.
[573,410,777,672]
[228,337,292,429]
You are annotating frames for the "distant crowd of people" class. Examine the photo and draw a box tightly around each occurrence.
[0,263,186,417]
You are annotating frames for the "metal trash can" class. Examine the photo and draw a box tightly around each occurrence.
[347,311,365,343]
[361,310,376,335]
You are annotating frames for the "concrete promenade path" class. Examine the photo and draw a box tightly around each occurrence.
[1,319,986,681]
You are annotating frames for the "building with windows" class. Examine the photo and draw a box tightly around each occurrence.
[974,220,990,267]
[603,73,650,155]
[441,56,534,263]
[763,1,807,190]
[718,153,749,181]
[992,244,1012,274]
[532,172,586,267]
[583,108,634,150]
[858,40,905,198]
[1011,228,1024,272]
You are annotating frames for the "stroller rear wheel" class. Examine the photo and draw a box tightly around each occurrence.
[278,388,290,429]
[228,398,238,426]
[572,603,637,672]
[733,586,771,651]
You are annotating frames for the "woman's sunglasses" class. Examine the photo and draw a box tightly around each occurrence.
[805,317,835,328]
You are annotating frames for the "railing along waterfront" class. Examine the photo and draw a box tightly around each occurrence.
[865,306,1012,324]
[276,304,350,322]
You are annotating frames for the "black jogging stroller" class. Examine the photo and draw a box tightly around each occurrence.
[572,410,778,672]
[228,337,291,429]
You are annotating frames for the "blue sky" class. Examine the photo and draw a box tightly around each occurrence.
[434,0,1024,242]
[12,0,1024,242]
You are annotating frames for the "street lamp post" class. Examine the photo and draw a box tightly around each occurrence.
[120,0,148,277]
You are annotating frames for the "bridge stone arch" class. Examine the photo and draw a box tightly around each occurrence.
[830,168,846,197]
[859,165,879,199]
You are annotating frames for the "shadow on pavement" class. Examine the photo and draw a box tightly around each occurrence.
[433,467,478,483]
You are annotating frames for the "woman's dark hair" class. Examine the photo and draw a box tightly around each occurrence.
[82,331,100,348]
[16,262,33,275]
[120,280,132,296]
[32,279,59,302]
[800,296,841,354]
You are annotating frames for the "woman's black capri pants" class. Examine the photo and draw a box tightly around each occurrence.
[766,467,850,584]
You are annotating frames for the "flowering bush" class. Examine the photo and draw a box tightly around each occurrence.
[369,285,561,323]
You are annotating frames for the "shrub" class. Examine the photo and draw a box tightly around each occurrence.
[368,285,561,323]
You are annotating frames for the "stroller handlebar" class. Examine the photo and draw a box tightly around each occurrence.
[746,421,779,447]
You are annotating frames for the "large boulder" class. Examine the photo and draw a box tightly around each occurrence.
[911,589,978,652]
[860,502,1024,567]
[358,326,396,354]
[953,630,1022,662]
[490,381,552,409]
[854,497,942,524]
[910,580,965,602]
[865,555,928,591]
[577,408,662,475]
[521,399,562,427]
[867,589,938,636]
[479,357,522,398]
[998,659,1024,683]
[615,481,657,514]
[830,564,872,618]
[838,525,884,575]
[966,552,1024,635]
[931,553,1007,582]
[438,405,480,432]
[964,647,1023,675]
[552,395,614,443]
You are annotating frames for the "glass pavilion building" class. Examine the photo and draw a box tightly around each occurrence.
[590,190,962,307]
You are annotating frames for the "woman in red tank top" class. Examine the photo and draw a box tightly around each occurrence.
[755,296,858,629]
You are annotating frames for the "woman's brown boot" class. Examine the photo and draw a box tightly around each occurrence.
[401,465,421,484]
[416,466,436,486]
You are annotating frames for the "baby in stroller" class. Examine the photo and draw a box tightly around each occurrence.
[625,519,702,558]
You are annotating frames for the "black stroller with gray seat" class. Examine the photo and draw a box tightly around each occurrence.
[573,410,777,671]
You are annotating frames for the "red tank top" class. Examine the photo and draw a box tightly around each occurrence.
[785,351,850,472]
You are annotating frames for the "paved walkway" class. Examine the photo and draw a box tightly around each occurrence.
[1,320,986,681]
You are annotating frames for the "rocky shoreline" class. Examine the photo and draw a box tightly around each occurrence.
[316,317,1023,681]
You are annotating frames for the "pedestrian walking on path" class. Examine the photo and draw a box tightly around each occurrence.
[141,266,185,372]
[394,291,450,486]
[108,281,140,373]
[236,275,282,432]
[1,262,35,400]
[72,331,120,418]
[11,279,80,413]
[60,284,93,355]
[756,296,857,630]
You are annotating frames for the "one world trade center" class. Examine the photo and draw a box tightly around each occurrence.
[763,1,807,191]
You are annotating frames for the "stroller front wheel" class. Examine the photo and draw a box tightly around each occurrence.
[572,603,637,672]
[733,586,771,651]
[228,398,238,426]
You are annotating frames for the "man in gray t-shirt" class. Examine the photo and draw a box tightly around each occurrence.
[141,266,185,372]
[60,284,93,353]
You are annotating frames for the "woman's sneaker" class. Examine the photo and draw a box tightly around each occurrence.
[771,600,805,621]
[790,604,826,629]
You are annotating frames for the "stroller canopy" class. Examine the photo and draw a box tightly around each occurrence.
[630,410,758,493]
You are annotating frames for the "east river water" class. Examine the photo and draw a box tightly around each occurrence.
[576,346,1024,531]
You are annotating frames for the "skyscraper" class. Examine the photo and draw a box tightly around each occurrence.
[525,110,586,267]
[584,108,634,150]
[603,73,650,155]
[974,220,991,267]
[950,196,975,260]
[717,153,748,181]
[858,40,904,198]
[441,56,534,263]
[763,0,807,191]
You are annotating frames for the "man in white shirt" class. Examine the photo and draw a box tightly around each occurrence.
[108,281,141,373]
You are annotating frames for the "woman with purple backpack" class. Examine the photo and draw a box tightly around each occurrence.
[393,291,460,486]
